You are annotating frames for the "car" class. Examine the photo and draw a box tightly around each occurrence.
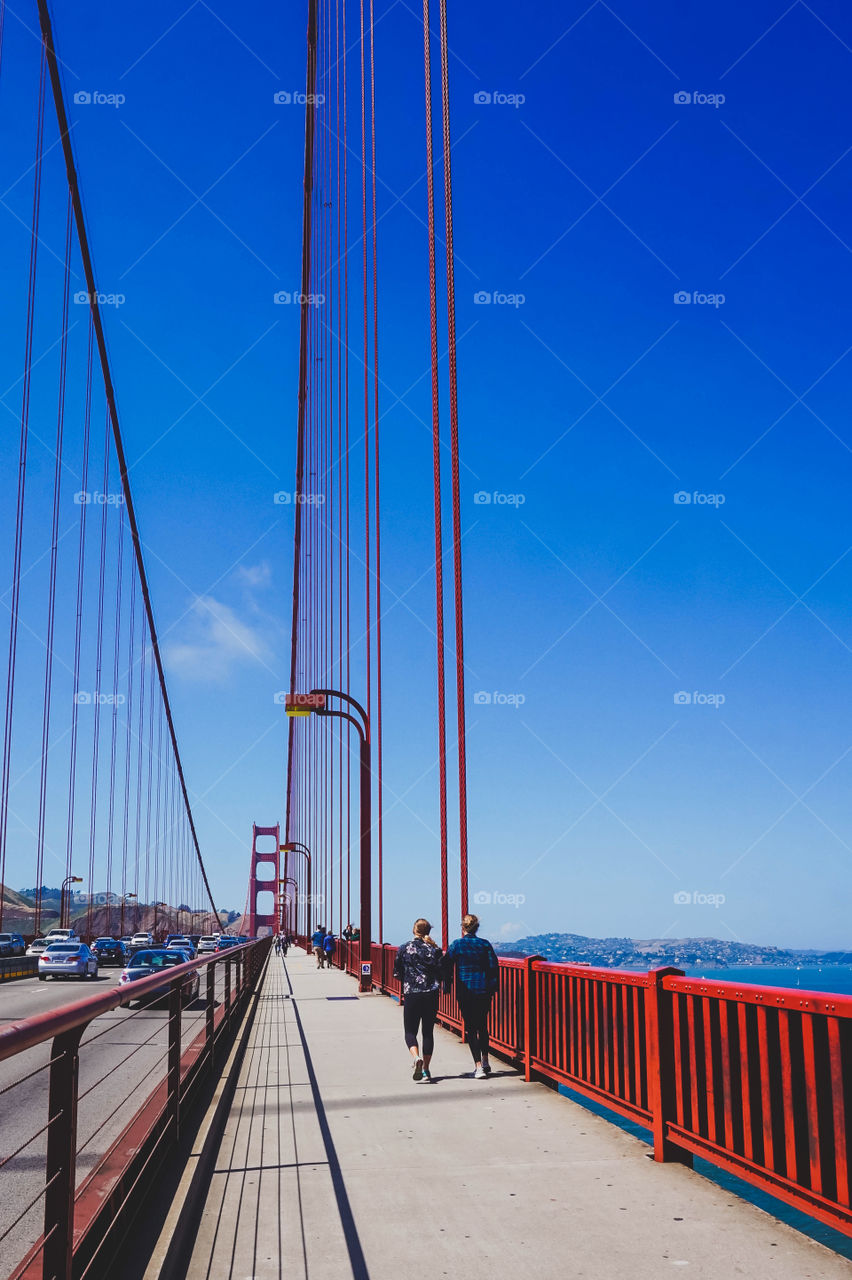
[166,936,196,958]
[130,931,154,950]
[38,943,98,981]
[0,933,26,958]
[26,937,50,958]
[197,935,220,954]
[216,936,239,951]
[91,937,126,966]
[44,928,78,943]
[118,949,200,1005]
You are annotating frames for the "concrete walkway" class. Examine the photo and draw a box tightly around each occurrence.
[182,950,851,1280]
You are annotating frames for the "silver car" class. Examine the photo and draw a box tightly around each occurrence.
[38,943,98,981]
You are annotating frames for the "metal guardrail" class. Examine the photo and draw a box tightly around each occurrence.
[0,957,38,983]
[299,935,852,1238]
[0,937,271,1279]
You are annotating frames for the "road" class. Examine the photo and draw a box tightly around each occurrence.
[0,967,216,1275]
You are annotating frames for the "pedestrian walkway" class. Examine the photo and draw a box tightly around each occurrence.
[180,950,851,1280]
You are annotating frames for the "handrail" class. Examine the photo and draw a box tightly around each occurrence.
[302,933,852,1239]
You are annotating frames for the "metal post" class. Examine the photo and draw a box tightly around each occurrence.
[44,1026,85,1280]
[359,735,371,992]
[224,957,232,1026]
[645,967,691,1165]
[167,979,183,1139]
[522,955,542,1082]
[206,962,215,1063]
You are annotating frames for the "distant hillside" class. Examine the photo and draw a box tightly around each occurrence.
[495,932,850,969]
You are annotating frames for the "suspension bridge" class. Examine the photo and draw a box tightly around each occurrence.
[0,0,851,1277]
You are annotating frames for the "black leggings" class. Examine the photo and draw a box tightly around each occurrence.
[458,990,492,1063]
[403,991,439,1056]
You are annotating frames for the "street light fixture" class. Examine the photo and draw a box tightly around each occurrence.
[120,892,137,938]
[280,841,311,938]
[60,876,83,931]
[287,688,371,991]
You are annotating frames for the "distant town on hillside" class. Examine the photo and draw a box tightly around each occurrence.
[495,933,851,969]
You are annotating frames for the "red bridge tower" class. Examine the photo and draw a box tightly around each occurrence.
[247,823,280,938]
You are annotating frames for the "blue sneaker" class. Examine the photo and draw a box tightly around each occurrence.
[421,1068,432,1083]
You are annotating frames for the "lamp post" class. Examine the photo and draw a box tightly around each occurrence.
[60,876,83,931]
[280,841,311,939]
[119,892,137,938]
[278,876,298,935]
[286,689,371,991]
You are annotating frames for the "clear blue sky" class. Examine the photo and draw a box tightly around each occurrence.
[1,0,851,949]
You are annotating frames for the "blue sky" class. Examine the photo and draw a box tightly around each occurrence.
[1,0,851,948]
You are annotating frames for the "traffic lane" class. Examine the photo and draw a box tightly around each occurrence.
[0,989,211,1270]
[0,967,124,1026]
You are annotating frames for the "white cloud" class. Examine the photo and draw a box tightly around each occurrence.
[165,595,273,682]
[235,562,272,589]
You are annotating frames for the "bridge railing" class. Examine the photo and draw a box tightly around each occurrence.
[294,935,851,1236]
[0,937,271,1280]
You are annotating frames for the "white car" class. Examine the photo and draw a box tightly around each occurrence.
[39,943,98,980]
[44,928,77,943]
[131,932,154,949]
[26,937,50,957]
[197,935,220,954]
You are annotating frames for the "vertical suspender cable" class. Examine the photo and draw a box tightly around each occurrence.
[37,0,218,919]
[437,0,470,915]
[0,46,45,927]
[34,193,72,934]
[421,0,449,949]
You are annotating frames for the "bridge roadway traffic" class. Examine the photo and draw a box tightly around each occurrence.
[140,949,852,1280]
[0,968,215,1273]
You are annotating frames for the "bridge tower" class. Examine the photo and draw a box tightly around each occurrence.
[247,823,280,938]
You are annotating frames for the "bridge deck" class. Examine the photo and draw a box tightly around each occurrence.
[172,951,849,1280]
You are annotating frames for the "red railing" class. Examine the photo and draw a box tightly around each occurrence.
[297,935,852,1237]
[0,937,271,1279]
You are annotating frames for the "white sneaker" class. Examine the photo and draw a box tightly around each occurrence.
[481,1057,492,1075]
[474,1066,487,1079]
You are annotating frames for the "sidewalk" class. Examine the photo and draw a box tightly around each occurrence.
[182,950,851,1280]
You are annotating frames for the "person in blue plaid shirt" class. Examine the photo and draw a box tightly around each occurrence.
[442,914,499,1078]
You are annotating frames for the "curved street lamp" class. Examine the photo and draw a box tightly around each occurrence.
[280,841,311,938]
[286,688,371,991]
[60,876,83,931]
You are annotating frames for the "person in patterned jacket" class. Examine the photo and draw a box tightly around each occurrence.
[393,919,444,1083]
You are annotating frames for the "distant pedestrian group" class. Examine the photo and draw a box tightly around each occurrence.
[311,925,336,968]
[274,934,291,957]
[394,913,499,1082]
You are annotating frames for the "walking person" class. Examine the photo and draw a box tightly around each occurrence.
[393,919,444,1082]
[443,914,499,1079]
[281,933,289,957]
[311,924,326,969]
[323,930,336,967]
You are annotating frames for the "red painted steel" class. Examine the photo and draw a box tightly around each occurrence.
[304,937,852,1238]
[247,822,280,938]
[2,938,271,1279]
